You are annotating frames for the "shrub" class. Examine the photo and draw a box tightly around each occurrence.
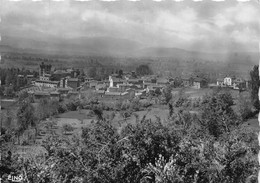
[237,93,255,121]
[62,124,74,135]
[58,103,67,113]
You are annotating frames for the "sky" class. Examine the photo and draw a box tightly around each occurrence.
[0,0,259,53]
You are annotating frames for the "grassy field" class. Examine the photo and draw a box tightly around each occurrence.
[242,116,259,132]
[57,109,92,120]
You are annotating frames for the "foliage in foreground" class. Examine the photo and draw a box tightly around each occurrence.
[1,89,258,183]
[2,117,257,183]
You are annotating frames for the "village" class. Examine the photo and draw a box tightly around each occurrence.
[0,62,249,105]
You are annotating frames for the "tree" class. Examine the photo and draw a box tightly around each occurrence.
[118,69,123,78]
[1,108,257,183]
[154,88,162,96]
[88,67,97,79]
[162,86,172,104]
[120,110,132,123]
[237,93,254,121]
[143,128,258,183]
[136,64,153,76]
[199,89,240,138]
[16,99,36,144]
[62,124,74,135]
[249,65,260,112]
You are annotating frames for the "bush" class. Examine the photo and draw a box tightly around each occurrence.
[87,110,95,117]
[65,101,78,111]
[114,100,123,111]
[21,139,29,146]
[121,100,131,111]
[58,103,67,113]
[130,99,142,111]
[62,124,74,135]
[237,93,255,121]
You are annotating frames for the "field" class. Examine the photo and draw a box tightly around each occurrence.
[242,117,259,132]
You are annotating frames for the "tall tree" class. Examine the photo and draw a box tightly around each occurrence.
[136,64,153,76]
[199,89,239,138]
[16,99,36,144]
[250,65,260,111]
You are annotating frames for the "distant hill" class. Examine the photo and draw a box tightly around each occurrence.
[0,36,258,65]
[131,47,258,64]
[0,36,142,57]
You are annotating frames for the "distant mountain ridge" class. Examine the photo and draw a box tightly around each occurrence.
[0,35,142,57]
[0,36,258,65]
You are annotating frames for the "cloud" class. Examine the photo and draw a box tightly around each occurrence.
[1,0,259,52]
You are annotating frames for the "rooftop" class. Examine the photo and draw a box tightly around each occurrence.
[181,77,191,81]
[111,77,125,83]
[217,78,224,81]
[35,80,59,84]
[57,88,71,91]
[157,78,169,84]
[54,70,70,75]
[50,91,60,95]
[95,90,106,94]
[105,91,128,96]
[193,78,205,82]
[34,91,50,96]
[67,78,79,82]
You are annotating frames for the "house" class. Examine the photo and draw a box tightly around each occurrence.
[34,80,59,88]
[216,78,225,86]
[127,78,143,86]
[157,78,169,86]
[57,88,71,97]
[84,77,94,82]
[109,76,126,87]
[143,77,157,84]
[89,80,98,89]
[96,83,107,91]
[0,99,17,110]
[134,89,146,97]
[223,76,235,86]
[117,84,130,92]
[39,62,52,77]
[128,84,143,90]
[103,91,131,101]
[233,78,246,90]
[67,78,80,89]
[52,70,70,79]
[33,91,50,101]
[59,78,68,88]
[182,77,192,87]
[107,87,120,93]
[17,75,25,87]
[192,78,208,89]
[50,91,60,101]
[146,84,164,93]
[26,75,34,85]
[95,90,106,98]
[67,91,79,98]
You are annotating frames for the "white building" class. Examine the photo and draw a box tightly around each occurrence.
[109,76,125,87]
[34,80,59,88]
[223,76,235,86]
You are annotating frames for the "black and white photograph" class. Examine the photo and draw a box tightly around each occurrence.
[0,0,259,182]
